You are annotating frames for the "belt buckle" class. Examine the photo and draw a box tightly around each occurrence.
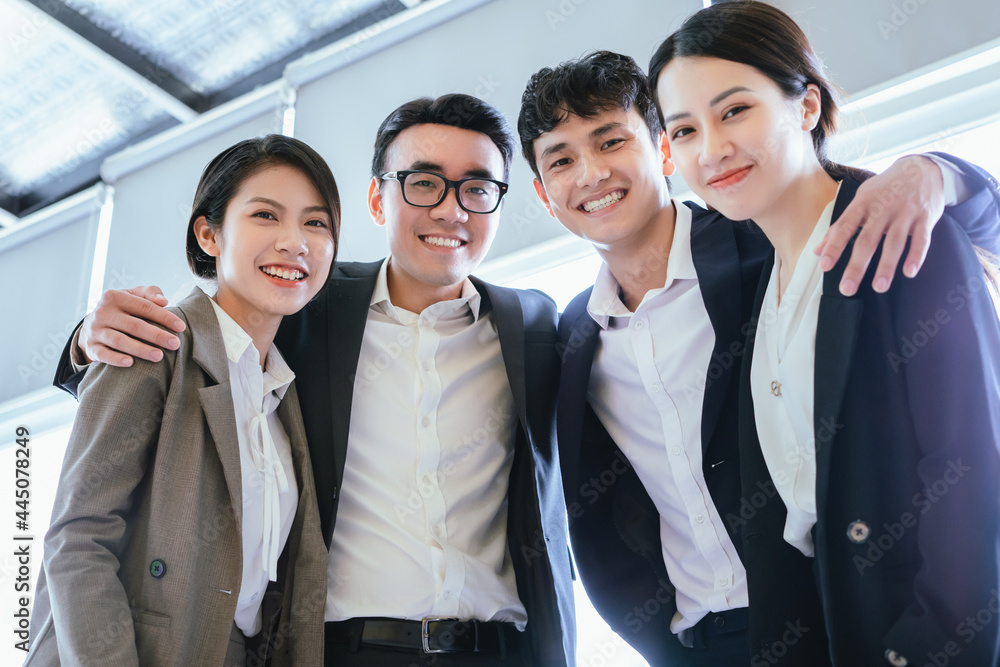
[421,617,460,654]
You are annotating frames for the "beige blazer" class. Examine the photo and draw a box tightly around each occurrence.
[25,289,327,666]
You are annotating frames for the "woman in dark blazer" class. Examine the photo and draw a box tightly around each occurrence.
[649,2,1000,665]
[26,135,339,666]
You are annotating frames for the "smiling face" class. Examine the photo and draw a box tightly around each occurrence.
[656,56,823,224]
[368,123,505,307]
[195,163,336,336]
[530,107,675,252]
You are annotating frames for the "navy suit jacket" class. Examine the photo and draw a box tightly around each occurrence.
[557,203,771,663]
[554,155,1000,665]
[738,176,1000,666]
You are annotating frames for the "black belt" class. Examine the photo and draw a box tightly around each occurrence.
[325,617,523,655]
[677,607,749,649]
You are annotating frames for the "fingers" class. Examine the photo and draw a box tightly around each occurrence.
[124,286,185,332]
[78,288,182,365]
[85,343,136,368]
[816,205,863,272]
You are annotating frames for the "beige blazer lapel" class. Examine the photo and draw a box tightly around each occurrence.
[179,291,244,529]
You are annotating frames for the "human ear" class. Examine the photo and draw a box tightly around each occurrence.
[193,216,220,257]
[368,177,386,227]
[659,131,676,177]
[800,83,823,132]
[532,178,555,218]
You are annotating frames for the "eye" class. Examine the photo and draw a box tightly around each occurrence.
[670,127,694,141]
[305,218,329,228]
[252,210,277,220]
[548,157,570,170]
[723,105,749,120]
[601,138,625,150]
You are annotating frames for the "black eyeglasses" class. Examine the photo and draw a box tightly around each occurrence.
[380,170,509,214]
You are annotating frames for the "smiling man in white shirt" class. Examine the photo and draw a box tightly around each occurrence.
[516,51,1000,666]
[55,94,576,667]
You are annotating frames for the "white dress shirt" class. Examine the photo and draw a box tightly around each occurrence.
[206,294,298,637]
[324,258,527,628]
[749,193,839,557]
[587,201,748,633]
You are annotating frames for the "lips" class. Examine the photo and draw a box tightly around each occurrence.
[708,166,752,189]
[580,189,626,213]
[420,235,466,248]
[259,265,307,282]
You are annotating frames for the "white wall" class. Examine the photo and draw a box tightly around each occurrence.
[0,187,102,403]
[4,0,1000,410]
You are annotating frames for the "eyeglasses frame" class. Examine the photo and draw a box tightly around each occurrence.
[380,170,509,215]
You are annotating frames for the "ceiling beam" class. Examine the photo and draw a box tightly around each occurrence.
[23,0,203,119]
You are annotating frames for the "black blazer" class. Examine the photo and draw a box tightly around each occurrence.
[556,204,771,663]
[553,155,1000,665]
[272,260,577,666]
[738,176,1000,666]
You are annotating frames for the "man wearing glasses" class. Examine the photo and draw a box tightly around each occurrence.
[53,95,575,666]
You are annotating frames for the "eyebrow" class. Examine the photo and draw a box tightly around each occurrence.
[408,160,496,180]
[245,196,330,216]
[539,121,628,160]
[662,86,754,125]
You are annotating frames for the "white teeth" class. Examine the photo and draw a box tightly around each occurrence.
[423,236,463,248]
[260,266,304,281]
[583,190,624,213]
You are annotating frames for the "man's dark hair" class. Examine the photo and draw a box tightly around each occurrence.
[517,51,663,179]
[186,134,341,279]
[371,94,516,181]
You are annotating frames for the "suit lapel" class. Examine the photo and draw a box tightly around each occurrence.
[324,263,380,523]
[179,290,245,529]
[476,280,529,434]
[690,210,744,455]
[814,178,865,512]
[556,297,601,492]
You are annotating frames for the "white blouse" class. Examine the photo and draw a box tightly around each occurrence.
[750,189,839,557]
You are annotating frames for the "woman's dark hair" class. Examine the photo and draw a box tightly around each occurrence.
[186,134,341,279]
[648,0,852,178]
[370,94,516,181]
[518,51,663,180]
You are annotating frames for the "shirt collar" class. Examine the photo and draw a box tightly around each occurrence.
[370,256,483,323]
[587,200,697,328]
[205,290,294,399]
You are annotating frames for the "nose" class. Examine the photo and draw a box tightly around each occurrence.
[430,184,469,224]
[698,125,733,168]
[276,220,308,255]
[575,153,610,189]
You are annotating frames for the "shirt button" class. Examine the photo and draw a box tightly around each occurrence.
[423,360,433,371]
[634,320,645,329]
[421,416,431,428]
[442,591,452,600]
[719,577,729,587]
[672,447,681,456]
[695,514,705,524]
[433,525,442,536]
[650,384,660,393]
